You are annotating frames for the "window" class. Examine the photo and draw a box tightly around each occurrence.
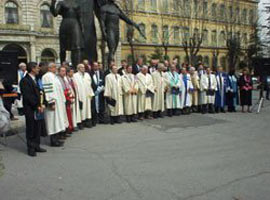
[203,56,209,66]
[41,4,52,28]
[203,1,208,18]
[41,49,56,63]
[243,33,248,47]
[138,23,146,43]
[235,7,240,23]
[151,24,158,43]
[173,27,180,44]
[173,0,179,13]
[5,1,19,24]
[194,0,198,16]
[211,30,217,46]
[137,0,145,10]
[242,9,247,24]
[182,27,190,44]
[202,29,208,46]
[229,6,233,22]
[220,4,225,21]
[249,10,254,25]
[211,4,217,20]
[150,0,157,11]
[163,0,169,13]
[219,31,226,47]
[163,25,169,44]
[194,28,199,40]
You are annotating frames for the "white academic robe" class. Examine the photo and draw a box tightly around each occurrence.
[136,72,155,113]
[201,74,218,104]
[104,73,124,116]
[73,72,94,121]
[122,73,138,115]
[152,71,167,112]
[164,71,182,109]
[42,72,68,135]
[180,74,194,108]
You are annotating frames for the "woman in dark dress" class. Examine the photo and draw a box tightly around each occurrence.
[239,68,253,113]
[50,0,84,67]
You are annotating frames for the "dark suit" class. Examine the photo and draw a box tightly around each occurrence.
[20,74,43,150]
[132,64,141,75]
[90,70,106,124]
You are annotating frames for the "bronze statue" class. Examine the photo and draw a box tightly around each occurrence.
[78,0,98,63]
[97,0,146,66]
[50,0,84,67]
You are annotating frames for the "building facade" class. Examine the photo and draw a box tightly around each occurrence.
[0,0,62,64]
[0,0,259,70]
[119,0,259,70]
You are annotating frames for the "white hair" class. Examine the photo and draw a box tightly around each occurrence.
[19,62,26,68]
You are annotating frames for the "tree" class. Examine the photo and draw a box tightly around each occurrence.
[174,0,210,66]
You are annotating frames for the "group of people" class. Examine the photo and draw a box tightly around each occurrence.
[1,58,256,157]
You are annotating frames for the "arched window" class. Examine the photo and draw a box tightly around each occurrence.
[41,49,56,63]
[3,44,27,63]
[151,24,158,43]
[5,1,19,24]
[41,4,52,28]
[138,23,146,43]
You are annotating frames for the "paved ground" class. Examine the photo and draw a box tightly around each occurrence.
[1,96,270,200]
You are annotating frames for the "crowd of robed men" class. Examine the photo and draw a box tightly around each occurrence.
[16,57,253,157]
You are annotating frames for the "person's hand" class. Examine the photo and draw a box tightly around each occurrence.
[50,104,55,111]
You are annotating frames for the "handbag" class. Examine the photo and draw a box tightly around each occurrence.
[146,89,154,98]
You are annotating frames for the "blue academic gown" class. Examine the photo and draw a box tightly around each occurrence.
[215,72,229,108]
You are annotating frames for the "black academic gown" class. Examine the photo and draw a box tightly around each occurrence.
[20,74,45,149]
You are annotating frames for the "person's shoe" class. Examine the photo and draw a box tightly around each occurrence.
[28,149,37,157]
[10,117,19,121]
[51,141,64,147]
[78,124,84,130]
[35,147,47,153]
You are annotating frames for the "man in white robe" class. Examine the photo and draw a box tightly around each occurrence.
[197,64,206,112]
[73,64,94,128]
[122,65,138,123]
[200,67,218,113]
[136,65,155,120]
[42,63,68,146]
[179,68,194,114]
[152,63,167,118]
[104,65,124,125]
[164,64,182,117]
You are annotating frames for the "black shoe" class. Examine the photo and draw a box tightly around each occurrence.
[28,149,37,157]
[35,147,47,153]
[51,141,64,147]
[78,124,84,130]
[110,117,115,125]
[126,116,131,123]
